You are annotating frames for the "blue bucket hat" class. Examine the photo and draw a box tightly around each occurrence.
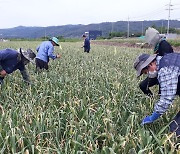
[50,37,59,46]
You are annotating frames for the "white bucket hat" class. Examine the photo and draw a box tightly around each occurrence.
[145,27,161,47]
[18,48,36,64]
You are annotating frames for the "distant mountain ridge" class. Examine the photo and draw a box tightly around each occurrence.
[0,20,179,39]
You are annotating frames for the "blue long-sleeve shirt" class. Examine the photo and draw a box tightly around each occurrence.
[0,49,25,73]
[36,41,57,63]
[0,48,29,82]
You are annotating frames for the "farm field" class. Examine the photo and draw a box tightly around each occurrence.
[91,38,180,51]
[0,41,179,153]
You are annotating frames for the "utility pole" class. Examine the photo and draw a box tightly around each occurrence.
[127,16,129,38]
[166,0,173,35]
[44,28,46,40]
[141,21,144,36]
[161,20,164,34]
[111,22,114,33]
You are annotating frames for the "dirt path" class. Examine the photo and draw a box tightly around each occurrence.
[91,41,180,52]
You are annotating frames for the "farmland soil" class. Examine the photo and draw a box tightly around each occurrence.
[91,41,180,52]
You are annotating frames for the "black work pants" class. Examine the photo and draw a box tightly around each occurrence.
[170,111,180,137]
[35,58,48,71]
[84,48,90,53]
[176,75,180,96]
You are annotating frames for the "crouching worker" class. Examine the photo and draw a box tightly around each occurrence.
[0,48,36,85]
[35,37,61,72]
[134,53,180,137]
[139,27,174,97]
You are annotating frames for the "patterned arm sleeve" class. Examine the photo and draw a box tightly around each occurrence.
[154,67,179,114]
[20,68,30,83]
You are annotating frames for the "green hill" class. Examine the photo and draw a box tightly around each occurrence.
[0,20,179,39]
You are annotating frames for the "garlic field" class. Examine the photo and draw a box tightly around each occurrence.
[0,41,179,153]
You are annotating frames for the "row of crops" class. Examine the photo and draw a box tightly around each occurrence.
[0,41,179,153]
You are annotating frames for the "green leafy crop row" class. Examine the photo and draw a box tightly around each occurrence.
[0,41,179,153]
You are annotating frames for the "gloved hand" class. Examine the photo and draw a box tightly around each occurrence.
[141,112,161,125]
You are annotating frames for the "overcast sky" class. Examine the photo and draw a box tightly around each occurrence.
[0,0,179,29]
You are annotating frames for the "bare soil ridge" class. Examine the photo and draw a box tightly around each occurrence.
[91,41,180,52]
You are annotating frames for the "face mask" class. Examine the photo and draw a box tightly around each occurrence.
[148,70,158,78]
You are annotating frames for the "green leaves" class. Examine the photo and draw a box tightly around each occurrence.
[0,41,179,153]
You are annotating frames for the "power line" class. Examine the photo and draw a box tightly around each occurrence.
[172,7,180,10]
[123,2,179,22]
[130,6,166,21]
[127,16,130,38]
[173,3,180,5]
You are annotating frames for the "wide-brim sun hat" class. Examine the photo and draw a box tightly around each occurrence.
[145,27,161,47]
[18,48,36,64]
[134,53,157,77]
[50,37,59,46]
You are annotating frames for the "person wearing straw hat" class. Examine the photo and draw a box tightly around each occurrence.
[0,48,36,85]
[134,53,180,137]
[139,27,174,97]
[35,37,61,71]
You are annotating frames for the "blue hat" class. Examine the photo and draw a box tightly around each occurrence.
[50,37,59,46]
